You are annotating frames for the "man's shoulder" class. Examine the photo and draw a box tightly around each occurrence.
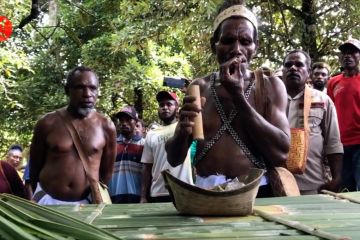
[310,87,326,97]
[36,110,60,127]
[265,74,285,87]
[148,123,176,135]
[92,110,109,120]
[92,111,115,131]
[0,160,15,171]
[257,73,287,100]
[191,74,214,88]
[328,73,343,84]
[310,88,333,105]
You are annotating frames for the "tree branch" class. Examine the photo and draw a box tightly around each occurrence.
[276,2,294,48]
[316,2,341,18]
[317,21,360,56]
[62,0,96,18]
[30,23,50,46]
[18,0,40,29]
[269,0,304,18]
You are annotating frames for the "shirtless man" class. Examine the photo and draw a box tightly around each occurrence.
[166,0,290,197]
[30,66,116,205]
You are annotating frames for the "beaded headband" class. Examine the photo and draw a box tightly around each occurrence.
[213,5,258,31]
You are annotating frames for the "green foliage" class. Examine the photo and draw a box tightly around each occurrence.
[1,0,360,156]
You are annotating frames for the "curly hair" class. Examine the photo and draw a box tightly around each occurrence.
[65,66,98,92]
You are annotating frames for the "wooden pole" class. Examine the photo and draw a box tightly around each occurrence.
[254,208,352,240]
[188,84,204,140]
[321,190,360,204]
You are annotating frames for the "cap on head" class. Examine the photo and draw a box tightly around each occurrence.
[156,91,179,104]
[339,38,360,52]
[116,106,138,120]
[213,4,258,32]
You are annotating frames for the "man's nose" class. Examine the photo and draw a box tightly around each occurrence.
[83,88,92,97]
[289,64,298,71]
[232,41,244,56]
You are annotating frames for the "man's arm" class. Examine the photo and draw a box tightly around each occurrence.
[166,80,204,167]
[140,137,154,203]
[233,76,290,167]
[99,118,117,185]
[140,163,153,203]
[319,153,342,192]
[29,118,47,192]
[319,96,343,192]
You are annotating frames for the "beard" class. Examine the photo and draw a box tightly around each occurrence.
[67,104,95,118]
[313,81,325,91]
[79,107,94,117]
[159,111,177,124]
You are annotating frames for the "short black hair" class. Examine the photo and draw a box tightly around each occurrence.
[65,66,98,94]
[312,62,331,73]
[283,49,312,71]
[9,144,23,152]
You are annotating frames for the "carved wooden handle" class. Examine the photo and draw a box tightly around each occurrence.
[188,84,204,140]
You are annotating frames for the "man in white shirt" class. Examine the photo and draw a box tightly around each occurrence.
[140,91,193,202]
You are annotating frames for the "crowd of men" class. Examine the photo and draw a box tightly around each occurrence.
[1,0,360,204]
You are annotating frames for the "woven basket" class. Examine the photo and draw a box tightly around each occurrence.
[162,168,265,216]
[287,128,309,174]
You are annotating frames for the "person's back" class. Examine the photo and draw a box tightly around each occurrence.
[30,66,116,204]
[166,0,290,197]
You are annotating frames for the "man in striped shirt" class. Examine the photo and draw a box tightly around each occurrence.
[108,106,145,203]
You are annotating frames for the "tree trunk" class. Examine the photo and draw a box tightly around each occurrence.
[301,0,318,61]
[134,88,143,119]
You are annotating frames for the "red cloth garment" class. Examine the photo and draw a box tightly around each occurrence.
[0,161,26,198]
[328,73,360,146]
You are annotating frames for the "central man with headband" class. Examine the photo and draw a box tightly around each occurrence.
[166,0,290,197]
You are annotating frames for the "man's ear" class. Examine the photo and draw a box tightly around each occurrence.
[210,36,216,54]
[251,38,259,58]
[255,38,259,50]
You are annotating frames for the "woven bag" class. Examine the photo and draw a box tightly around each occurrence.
[286,85,311,174]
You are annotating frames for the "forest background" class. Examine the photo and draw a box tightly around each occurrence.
[0,0,359,160]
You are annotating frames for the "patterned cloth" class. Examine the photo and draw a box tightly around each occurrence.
[108,134,145,203]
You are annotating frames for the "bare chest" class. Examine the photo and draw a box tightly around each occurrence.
[46,120,106,156]
[202,86,256,135]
